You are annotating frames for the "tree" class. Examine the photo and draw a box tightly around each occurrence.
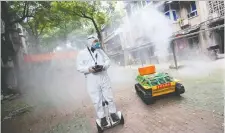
[1,1,56,93]
[38,4,85,51]
[51,1,110,48]
[1,1,38,94]
[1,1,34,57]
[46,8,83,42]
[2,1,54,55]
[1,1,42,66]
[3,1,115,52]
[21,2,52,46]
[4,1,34,26]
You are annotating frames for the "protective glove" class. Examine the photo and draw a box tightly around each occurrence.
[92,65,103,73]
[88,67,95,73]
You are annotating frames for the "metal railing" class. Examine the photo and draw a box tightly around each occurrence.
[171,24,224,41]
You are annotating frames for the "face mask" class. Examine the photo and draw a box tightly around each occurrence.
[92,42,101,49]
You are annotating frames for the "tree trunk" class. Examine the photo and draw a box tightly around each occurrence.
[1,1,21,94]
[171,41,178,70]
[90,18,103,48]
[35,36,40,45]
[1,2,15,55]
[12,53,21,93]
[34,36,42,53]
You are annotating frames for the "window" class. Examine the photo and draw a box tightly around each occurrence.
[164,4,170,12]
[172,10,178,21]
[146,0,151,4]
[187,35,199,49]
[164,4,179,21]
[164,10,178,21]
[165,11,170,19]
[188,2,198,18]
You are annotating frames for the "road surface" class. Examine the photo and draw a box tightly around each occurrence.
[2,59,224,133]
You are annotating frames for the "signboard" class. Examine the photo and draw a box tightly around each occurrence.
[156,82,171,89]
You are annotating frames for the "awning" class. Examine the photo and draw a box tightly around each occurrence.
[209,18,224,27]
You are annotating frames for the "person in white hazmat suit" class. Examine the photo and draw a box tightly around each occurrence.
[76,36,119,127]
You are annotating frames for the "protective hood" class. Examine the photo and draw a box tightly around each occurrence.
[87,36,97,47]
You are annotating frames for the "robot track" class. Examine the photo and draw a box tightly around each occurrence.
[135,83,154,105]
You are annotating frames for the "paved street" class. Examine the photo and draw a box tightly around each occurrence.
[1,60,224,133]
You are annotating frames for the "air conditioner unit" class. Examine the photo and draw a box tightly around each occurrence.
[183,19,189,25]
[179,19,189,28]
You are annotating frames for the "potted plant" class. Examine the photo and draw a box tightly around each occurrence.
[178,18,184,26]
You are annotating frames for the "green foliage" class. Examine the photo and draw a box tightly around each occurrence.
[7,1,51,25]
[8,1,27,19]
[51,1,112,43]
[7,1,118,49]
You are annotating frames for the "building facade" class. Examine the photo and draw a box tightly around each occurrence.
[102,1,224,66]
[101,2,125,66]
[168,1,224,60]
[103,1,165,65]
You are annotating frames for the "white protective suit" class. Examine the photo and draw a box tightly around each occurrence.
[76,46,117,119]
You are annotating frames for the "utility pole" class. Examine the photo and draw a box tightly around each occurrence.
[171,41,178,70]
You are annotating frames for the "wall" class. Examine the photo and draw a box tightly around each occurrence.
[106,1,223,65]
[198,1,209,22]
[171,1,212,52]
[171,1,202,33]
[172,22,181,33]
